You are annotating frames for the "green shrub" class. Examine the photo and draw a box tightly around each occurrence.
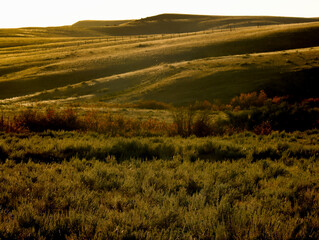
[171,107,195,137]
[224,101,319,133]
[192,111,214,137]
[17,107,82,132]
[0,144,9,162]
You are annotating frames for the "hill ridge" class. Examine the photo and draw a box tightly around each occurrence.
[71,13,319,36]
[1,16,319,105]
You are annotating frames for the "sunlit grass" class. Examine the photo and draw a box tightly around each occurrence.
[0,130,318,239]
[1,22,319,104]
[0,16,319,239]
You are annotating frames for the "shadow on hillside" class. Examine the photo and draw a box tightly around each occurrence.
[141,67,319,104]
[1,25,319,101]
[262,67,319,100]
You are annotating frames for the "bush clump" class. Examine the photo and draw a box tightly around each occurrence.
[0,91,318,137]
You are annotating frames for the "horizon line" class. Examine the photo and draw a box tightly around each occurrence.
[1,13,319,29]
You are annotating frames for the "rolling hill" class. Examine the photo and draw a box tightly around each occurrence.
[73,14,319,35]
[1,14,319,105]
[73,20,132,28]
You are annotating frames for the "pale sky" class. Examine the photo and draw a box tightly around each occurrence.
[1,0,319,28]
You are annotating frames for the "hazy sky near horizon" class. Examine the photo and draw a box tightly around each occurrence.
[1,0,319,28]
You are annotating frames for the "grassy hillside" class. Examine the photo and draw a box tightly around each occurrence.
[76,14,319,35]
[4,14,318,38]
[73,20,132,28]
[0,26,105,38]
[1,15,319,105]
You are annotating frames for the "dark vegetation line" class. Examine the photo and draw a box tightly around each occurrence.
[1,91,318,136]
[0,90,318,164]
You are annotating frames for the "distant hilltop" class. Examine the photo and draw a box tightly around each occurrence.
[71,13,319,35]
[73,20,132,27]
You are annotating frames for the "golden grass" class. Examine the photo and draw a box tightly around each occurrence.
[0,130,319,239]
[1,21,319,104]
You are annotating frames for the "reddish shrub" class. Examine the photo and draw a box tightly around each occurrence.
[272,96,288,104]
[253,120,272,135]
[230,90,268,109]
[302,98,319,108]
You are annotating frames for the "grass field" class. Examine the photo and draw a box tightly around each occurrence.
[1,14,319,239]
[0,131,319,239]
